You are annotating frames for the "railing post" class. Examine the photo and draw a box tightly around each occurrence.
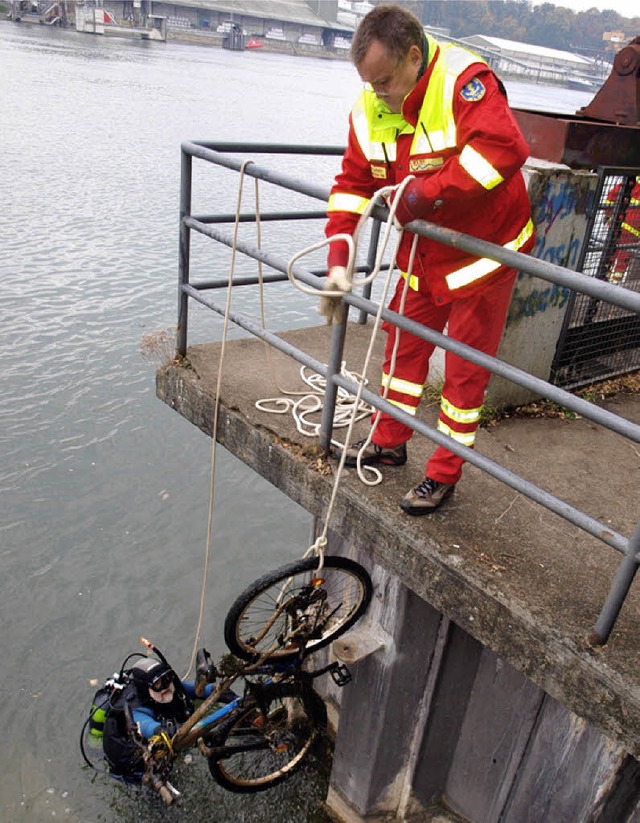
[358,218,382,325]
[590,520,640,645]
[319,313,349,453]
[177,147,192,357]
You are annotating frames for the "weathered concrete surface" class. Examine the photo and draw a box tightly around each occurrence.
[156,323,640,758]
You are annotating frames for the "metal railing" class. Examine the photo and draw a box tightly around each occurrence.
[177,140,640,645]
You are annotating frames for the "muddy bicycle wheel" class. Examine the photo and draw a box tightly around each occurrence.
[207,684,326,793]
[224,556,372,661]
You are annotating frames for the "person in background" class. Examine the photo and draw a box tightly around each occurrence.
[604,176,640,286]
[320,4,535,513]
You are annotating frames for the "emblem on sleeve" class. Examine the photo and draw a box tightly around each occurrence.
[460,78,485,102]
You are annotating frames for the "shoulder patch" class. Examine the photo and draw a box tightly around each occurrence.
[460,77,485,102]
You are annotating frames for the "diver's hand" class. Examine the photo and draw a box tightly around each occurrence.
[318,266,352,326]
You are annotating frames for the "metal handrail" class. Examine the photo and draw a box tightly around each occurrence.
[176,140,639,645]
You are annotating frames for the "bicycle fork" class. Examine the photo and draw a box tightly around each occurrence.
[143,770,182,805]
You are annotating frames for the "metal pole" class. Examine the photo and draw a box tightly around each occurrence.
[318,315,349,453]
[358,218,381,325]
[177,148,192,357]
[590,520,640,645]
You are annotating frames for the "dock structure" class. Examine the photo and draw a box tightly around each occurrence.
[157,327,640,821]
[156,139,640,820]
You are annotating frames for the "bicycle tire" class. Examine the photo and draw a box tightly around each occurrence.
[207,684,326,793]
[224,556,372,661]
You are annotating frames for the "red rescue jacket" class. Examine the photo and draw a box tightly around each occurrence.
[326,37,535,305]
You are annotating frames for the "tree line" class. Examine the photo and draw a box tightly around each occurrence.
[377,1,639,59]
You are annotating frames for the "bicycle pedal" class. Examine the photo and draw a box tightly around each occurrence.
[330,663,352,687]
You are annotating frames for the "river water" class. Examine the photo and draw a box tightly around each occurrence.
[0,22,592,822]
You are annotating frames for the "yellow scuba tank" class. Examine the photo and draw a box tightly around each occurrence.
[88,687,111,742]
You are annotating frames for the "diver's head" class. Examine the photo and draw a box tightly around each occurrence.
[132,657,176,705]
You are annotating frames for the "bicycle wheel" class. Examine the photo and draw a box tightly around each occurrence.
[207,685,326,793]
[224,556,372,661]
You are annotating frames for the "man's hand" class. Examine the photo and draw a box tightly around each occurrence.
[392,177,433,228]
[318,266,352,326]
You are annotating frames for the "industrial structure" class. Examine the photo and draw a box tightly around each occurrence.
[3,0,619,87]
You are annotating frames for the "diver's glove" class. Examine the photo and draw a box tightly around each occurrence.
[318,266,352,326]
[195,647,217,698]
[148,731,174,764]
[160,718,180,737]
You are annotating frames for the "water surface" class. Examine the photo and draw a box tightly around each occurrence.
[0,22,592,821]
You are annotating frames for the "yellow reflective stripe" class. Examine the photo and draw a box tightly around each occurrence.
[351,98,372,161]
[387,398,418,415]
[410,37,484,156]
[327,192,370,215]
[400,270,420,291]
[441,397,482,423]
[413,129,449,152]
[372,141,397,162]
[621,221,640,238]
[437,420,477,446]
[459,145,504,190]
[382,372,423,397]
[446,218,534,290]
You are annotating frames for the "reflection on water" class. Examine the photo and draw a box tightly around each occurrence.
[0,22,592,820]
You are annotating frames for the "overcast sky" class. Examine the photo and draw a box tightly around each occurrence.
[533,0,636,16]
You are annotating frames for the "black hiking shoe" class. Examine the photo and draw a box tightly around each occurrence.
[400,477,455,515]
[342,438,407,468]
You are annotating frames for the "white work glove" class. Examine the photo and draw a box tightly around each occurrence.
[317,266,352,326]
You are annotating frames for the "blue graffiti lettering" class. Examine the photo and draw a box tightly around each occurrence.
[507,282,570,324]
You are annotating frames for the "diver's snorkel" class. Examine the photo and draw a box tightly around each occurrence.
[140,636,171,668]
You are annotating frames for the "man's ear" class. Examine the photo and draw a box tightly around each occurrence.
[408,43,423,68]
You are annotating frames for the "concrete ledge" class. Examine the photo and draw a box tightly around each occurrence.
[156,324,640,757]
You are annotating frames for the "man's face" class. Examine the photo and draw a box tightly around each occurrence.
[357,39,422,113]
[149,672,176,705]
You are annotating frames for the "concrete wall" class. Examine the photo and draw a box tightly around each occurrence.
[489,161,597,408]
[430,161,597,409]
[319,529,640,822]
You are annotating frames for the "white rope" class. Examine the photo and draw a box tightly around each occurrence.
[183,169,418,656]
[281,178,418,557]
[255,363,373,443]
[183,160,255,680]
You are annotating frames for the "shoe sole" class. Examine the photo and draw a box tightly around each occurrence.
[399,488,454,515]
[343,454,407,468]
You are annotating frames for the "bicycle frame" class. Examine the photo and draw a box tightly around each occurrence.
[140,652,350,804]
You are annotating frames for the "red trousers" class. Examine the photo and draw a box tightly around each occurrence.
[373,270,517,485]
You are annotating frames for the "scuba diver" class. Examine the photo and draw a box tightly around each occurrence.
[83,642,234,780]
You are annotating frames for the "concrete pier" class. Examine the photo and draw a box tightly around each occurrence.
[157,324,640,820]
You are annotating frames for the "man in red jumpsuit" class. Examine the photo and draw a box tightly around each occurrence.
[320,4,535,514]
[604,177,640,285]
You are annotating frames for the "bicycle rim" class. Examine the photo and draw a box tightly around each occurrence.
[224,556,372,661]
[207,688,323,793]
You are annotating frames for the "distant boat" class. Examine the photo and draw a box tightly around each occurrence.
[566,77,599,92]
[246,39,264,49]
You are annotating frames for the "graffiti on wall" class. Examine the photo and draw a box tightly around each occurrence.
[508,277,569,324]
[507,174,593,324]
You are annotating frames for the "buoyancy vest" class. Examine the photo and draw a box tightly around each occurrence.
[102,678,193,776]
